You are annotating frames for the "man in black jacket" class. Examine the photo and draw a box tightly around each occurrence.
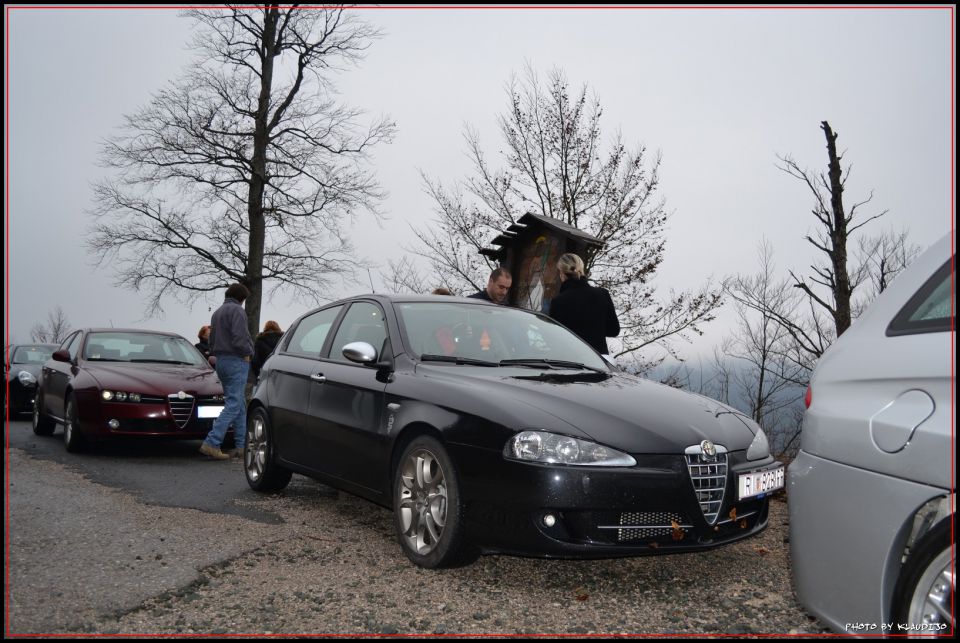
[468,267,512,304]
[201,283,254,460]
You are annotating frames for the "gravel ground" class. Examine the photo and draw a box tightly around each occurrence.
[8,447,829,636]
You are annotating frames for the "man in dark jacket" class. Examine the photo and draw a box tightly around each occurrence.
[201,283,254,460]
[468,267,512,304]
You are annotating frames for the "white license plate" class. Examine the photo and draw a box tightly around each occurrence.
[197,405,224,419]
[738,465,785,500]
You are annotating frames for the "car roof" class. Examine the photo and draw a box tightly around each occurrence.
[339,293,499,305]
[81,328,187,336]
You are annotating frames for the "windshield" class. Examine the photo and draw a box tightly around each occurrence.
[82,332,208,367]
[396,302,608,371]
[12,346,54,364]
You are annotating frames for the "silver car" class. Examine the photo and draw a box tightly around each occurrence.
[789,233,954,635]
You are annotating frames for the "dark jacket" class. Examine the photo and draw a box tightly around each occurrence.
[194,340,211,358]
[252,331,283,377]
[548,278,620,354]
[467,289,493,302]
[209,298,254,359]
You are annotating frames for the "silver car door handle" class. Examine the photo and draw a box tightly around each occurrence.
[311,373,326,383]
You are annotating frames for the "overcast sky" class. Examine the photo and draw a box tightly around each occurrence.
[5,6,954,362]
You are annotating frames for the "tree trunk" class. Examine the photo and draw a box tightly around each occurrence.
[821,121,852,336]
[245,8,279,340]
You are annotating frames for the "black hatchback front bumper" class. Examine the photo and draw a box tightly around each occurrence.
[450,444,778,558]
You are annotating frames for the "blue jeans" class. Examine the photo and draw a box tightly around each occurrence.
[204,355,249,450]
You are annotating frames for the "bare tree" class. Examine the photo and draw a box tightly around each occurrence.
[719,123,922,454]
[730,121,920,383]
[724,242,807,449]
[856,227,924,308]
[774,121,888,347]
[30,306,72,344]
[390,66,721,369]
[89,7,395,337]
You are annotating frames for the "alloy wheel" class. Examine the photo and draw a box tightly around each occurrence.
[246,414,267,482]
[64,400,75,445]
[397,448,448,555]
[906,547,955,631]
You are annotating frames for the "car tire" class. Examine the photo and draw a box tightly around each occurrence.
[244,407,292,492]
[31,391,56,436]
[63,394,85,453]
[893,518,954,630]
[393,435,469,568]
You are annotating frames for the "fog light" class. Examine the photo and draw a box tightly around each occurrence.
[108,419,120,429]
[543,514,557,527]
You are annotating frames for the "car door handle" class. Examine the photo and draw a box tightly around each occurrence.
[311,373,327,383]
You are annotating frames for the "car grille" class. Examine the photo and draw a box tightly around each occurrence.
[685,443,729,525]
[139,395,167,404]
[167,393,196,429]
[614,511,693,542]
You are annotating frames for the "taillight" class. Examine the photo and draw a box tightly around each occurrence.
[804,385,812,409]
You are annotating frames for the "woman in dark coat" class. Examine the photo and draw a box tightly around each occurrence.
[195,325,212,359]
[547,253,620,355]
[252,320,284,379]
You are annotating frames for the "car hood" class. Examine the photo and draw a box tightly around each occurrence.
[84,363,222,396]
[416,365,759,454]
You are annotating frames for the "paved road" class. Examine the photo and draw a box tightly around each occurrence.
[6,416,829,636]
[8,415,278,523]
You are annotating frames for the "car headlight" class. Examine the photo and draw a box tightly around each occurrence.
[101,390,142,402]
[17,371,37,386]
[504,431,636,467]
[746,427,771,461]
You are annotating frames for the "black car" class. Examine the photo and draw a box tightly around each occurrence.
[245,295,784,568]
[4,344,58,416]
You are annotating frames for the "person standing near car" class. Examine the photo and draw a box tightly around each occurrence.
[195,325,212,359]
[548,253,620,355]
[468,267,512,304]
[252,320,283,381]
[201,283,254,460]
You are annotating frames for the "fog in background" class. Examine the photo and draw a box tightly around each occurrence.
[6,7,953,361]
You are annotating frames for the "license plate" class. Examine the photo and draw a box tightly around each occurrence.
[738,465,785,500]
[197,405,224,419]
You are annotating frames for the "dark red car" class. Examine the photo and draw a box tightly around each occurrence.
[32,329,226,452]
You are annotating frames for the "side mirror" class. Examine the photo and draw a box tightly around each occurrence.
[52,350,72,363]
[342,341,377,365]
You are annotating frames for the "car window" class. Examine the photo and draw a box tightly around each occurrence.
[12,346,54,364]
[887,258,955,336]
[396,302,607,369]
[328,302,388,362]
[82,332,208,366]
[286,305,343,358]
[63,332,82,361]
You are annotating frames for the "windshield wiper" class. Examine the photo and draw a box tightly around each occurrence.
[419,354,499,367]
[499,358,607,374]
[129,359,195,365]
